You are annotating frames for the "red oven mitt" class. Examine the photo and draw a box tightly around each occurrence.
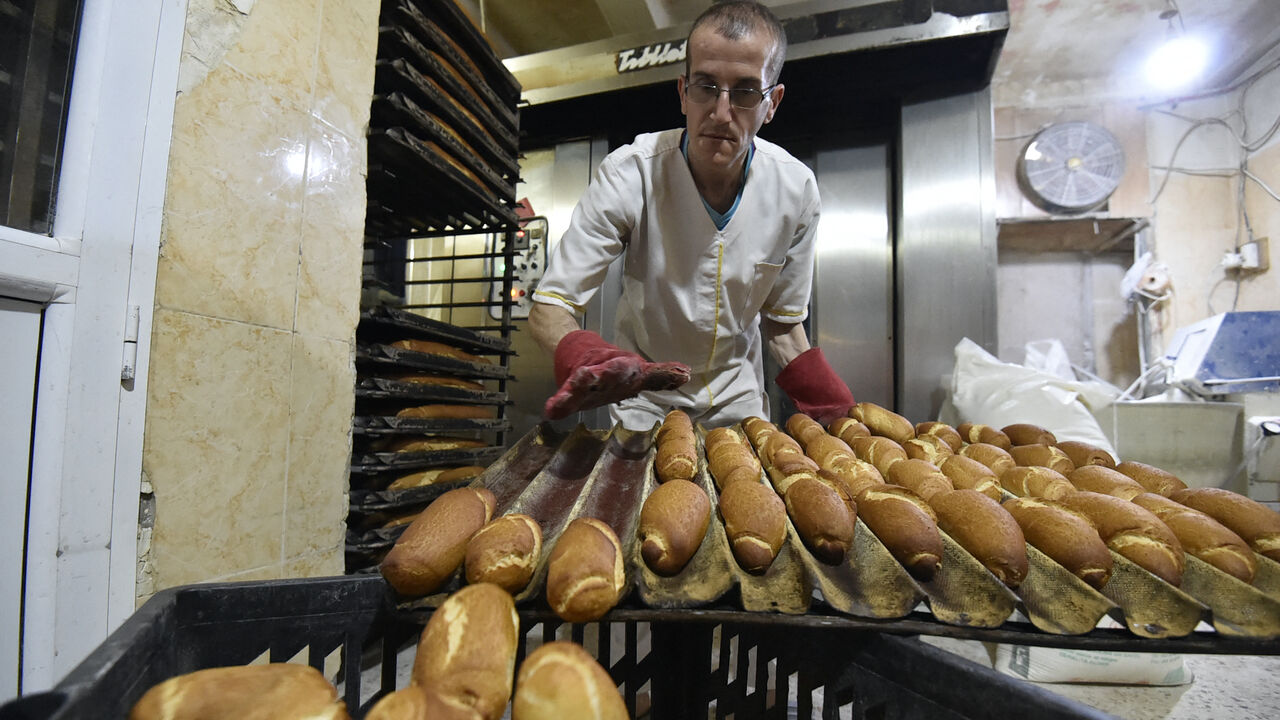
[775,347,855,424]
[544,330,691,420]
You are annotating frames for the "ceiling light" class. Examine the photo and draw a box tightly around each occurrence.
[1145,34,1208,90]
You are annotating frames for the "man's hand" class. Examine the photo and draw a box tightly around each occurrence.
[775,347,855,425]
[545,330,691,420]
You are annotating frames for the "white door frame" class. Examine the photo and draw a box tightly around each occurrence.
[7,0,188,693]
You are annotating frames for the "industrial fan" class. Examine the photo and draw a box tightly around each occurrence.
[1016,121,1126,214]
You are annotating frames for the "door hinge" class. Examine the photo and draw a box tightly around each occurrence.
[121,304,141,382]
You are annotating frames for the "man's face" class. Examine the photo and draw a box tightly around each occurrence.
[679,24,784,175]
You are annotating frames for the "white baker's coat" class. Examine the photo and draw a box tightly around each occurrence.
[533,129,821,429]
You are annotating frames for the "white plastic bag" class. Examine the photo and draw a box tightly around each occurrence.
[994,644,1192,686]
[946,338,1118,456]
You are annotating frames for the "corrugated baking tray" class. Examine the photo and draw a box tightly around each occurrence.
[349,445,504,476]
[360,306,512,355]
[394,0,520,104]
[355,376,507,405]
[356,342,510,380]
[352,415,511,437]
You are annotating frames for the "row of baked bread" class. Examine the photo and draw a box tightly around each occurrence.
[126,583,628,720]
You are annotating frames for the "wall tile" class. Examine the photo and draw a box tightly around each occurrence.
[158,65,308,329]
[314,0,380,138]
[144,309,292,588]
[284,333,354,559]
[295,117,366,341]
[284,550,344,579]
[222,0,323,114]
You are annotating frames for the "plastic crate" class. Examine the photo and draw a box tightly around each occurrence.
[0,576,1114,719]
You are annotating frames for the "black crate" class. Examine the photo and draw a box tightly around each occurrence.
[0,576,1114,720]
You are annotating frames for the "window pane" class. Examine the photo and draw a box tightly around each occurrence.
[1,0,83,235]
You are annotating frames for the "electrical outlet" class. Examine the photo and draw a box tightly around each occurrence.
[1243,236,1270,271]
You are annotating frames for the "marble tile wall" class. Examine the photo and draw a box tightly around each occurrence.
[138,0,378,603]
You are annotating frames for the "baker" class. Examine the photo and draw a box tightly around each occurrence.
[529,0,854,429]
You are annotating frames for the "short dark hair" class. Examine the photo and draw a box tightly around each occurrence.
[685,1,787,84]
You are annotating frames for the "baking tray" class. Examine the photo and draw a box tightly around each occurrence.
[360,306,512,355]
[391,0,520,104]
[379,422,1280,651]
[352,415,511,437]
[349,444,504,475]
[355,376,507,405]
[387,2,518,128]
[356,342,510,380]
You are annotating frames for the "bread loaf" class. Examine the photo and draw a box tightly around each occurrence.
[851,436,908,477]
[704,426,747,454]
[1058,491,1185,586]
[741,416,777,448]
[959,442,1016,476]
[412,582,519,720]
[938,455,1002,501]
[828,416,871,446]
[804,434,857,471]
[396,404,497,420]
[1055,440,1117,470]
[655,437,697,483]
[655,409,693,445]
[902,435,953,465]
[851,402,915,444]
[814,468,859,515]
[1002,423,1057,447]
[546,518,626,622]
[768,460,819,496]
[389,373,485,392]
[638,479,711,575]
[364,685,427,720]
[1116,461,1187,497]
[387,465,486,491]
[855,485,942,581]
[823,463,884,499]
[957,423,1012,451]
[1002,497,1113,589]
[786,413,827,446]
[1171,487,1280,561]
[930,489,1028,588]
[512,642,628,720]
[465,514,543,593]
[784,475,855,564]
[1132,493,1257,583]
[915,421,963,452]
[1000,466,1075,501]
[381,487,496,596]
[886,459,954,502]
[1009,444,1075,475]
[128,664,349,720]
[762,431,805,467]
[391,338,490,364]
[379,436,487,453]
[1068,466,1146,500]
[707,442,762,491]
[719,479,787,574]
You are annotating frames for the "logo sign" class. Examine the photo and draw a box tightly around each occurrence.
[616,40,687,74]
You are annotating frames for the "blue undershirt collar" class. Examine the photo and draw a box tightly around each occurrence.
[681,131,754,231]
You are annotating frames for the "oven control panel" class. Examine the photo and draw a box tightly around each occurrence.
[490,217,548,320]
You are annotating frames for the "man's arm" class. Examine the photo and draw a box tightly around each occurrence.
[762,317,811,367]
[529,302,581,356]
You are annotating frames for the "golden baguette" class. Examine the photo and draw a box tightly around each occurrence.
[786,412,828,446]
[638,479,710,576]
[1117,461,1188,497]
[886,459,954,502]
[850,435,908,477]
[1002,496,1113,589]
[1055,440,1117,470]
[412,583,519,720]
[1132,493,1257,583]
[546,518,625,622]
[957,423,1012,451]
[855,484,942,581]
[902,435,953,465]
[785,475,855,564]
[1068,466,1146,500]
[828,416,871,446]
[380,487,496,596]
[512,642,628,720]
[1002,423,1057,447]
[851,402,915,444]
[1000,466,1075,501]
[719,480,787,574]
[959,442,1016,476]
[939,455,1002,501]
[465,514,543,593]
[1058,491,1185,586]
[931,489,1028,588]
[390,338,490,364]
[128,665,348,720]
[1171,487,1280,561]
[1009,443,1075,475]
[915,421,963,452]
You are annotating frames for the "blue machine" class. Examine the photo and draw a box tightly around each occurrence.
[1165,311,1280,396]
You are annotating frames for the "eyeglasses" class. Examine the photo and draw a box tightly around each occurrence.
[684,81,777,110]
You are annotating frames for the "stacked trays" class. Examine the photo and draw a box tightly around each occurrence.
[367,0,521,235]
[347,306,513,573]
[393,422,1280,654]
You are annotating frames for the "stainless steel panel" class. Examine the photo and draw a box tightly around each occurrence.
[898,87,999,422]
[812,144,894,408]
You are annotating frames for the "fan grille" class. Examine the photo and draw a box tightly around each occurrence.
[1018,122,1126,214]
